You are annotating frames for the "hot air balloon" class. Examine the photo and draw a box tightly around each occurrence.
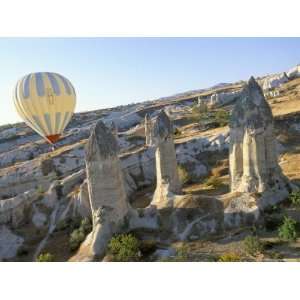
[14,72,76,144]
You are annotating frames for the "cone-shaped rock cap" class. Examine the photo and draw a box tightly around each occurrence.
[153,110,173,140]
[85,120,119,161]
[230,76,273,129]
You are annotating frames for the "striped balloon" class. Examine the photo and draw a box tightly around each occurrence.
[14,72,76,144]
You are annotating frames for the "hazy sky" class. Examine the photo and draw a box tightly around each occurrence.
[0,37,299,125]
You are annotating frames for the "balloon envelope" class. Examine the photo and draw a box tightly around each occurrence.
[14,72,76,144]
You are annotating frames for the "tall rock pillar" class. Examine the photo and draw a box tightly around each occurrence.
[144,113,154,146]
[229,77,289,196]
[151,110,181,208]
[75,120,130,260]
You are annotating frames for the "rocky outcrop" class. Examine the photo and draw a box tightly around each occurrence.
[227,77,291,227]
[209,89,243,108]
[151,110,181,208]
[197,96,208,112]
[229,77,288,195]
[261,72,289,91]
[144,114,154,146]
[0,190,41,228]
[0,226,24,261]
[74,121,132,261]
[287,64,300,79]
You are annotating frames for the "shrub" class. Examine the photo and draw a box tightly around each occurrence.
[264,215,283,232]
[214,109,230,127]
[80,218,92,234]
[289,191,300,207]
[218,252,241,262]
[177,165,191,185]
[69,228,86,251]
[243,235,263,256]
[278,216,297,242]
[108,234,141,262]
[204,175,222,189]
[36,252,55,262]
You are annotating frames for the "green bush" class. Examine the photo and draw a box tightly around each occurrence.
[80,218,92,234]
[69,218,92,251]
[108,234,141,262]
[36,252,55,262]
[278,216,297,242]
[69,228,86,251]
[243,235,263,256]
[177,165,191,185]
[289,191,300,207]
[214,109,230,127]
[218,252,241,262]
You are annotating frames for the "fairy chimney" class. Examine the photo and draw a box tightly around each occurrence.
[229,77,288,194]
[151,110,181,208]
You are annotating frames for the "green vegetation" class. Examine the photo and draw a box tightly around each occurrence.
[289,191,300,207]
[214,109,230,126]
[36,252,55,262]
[69,218,92,251]
[177,165,191,185]
[278,216,297,242]
[218,252,241,262]
[243,235,263,256]
[189,105,230,128]
[108,233,141,262]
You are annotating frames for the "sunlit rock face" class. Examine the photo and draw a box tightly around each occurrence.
[209,89,244,108]
[261,72,289,91]
[151,110,181,208]
[229,77,288,196]
[78,121,130,260]
[144,113,154,146]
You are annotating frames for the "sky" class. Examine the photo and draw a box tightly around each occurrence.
[0,37,299,125]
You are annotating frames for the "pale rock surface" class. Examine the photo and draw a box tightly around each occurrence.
[0,225,24,261]
[261,72,289,90]
[227,77,291,226]
[0,190,40,227]
[197,96,207,112]
[144,114,154,146]
[73,121,131,261]
[229,77,289,194]
[209,89,243,107]
[287,64,300,79]
[151,110,181,208]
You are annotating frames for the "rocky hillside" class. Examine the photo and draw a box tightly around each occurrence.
[1,64,300,262]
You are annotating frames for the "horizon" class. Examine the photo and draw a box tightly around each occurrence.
[0,37,300,126]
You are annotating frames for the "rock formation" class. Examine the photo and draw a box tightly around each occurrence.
[144,113,154,146]
[75,120,131,260]
[109,121,118,138]
[209,89,243,108]
[261,72,289,91]
[197,96,207,112]
[229,77,290,203]
[151,110,181,208]
[287,64,300,79]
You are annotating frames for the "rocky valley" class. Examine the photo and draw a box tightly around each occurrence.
[1,64,300,262]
